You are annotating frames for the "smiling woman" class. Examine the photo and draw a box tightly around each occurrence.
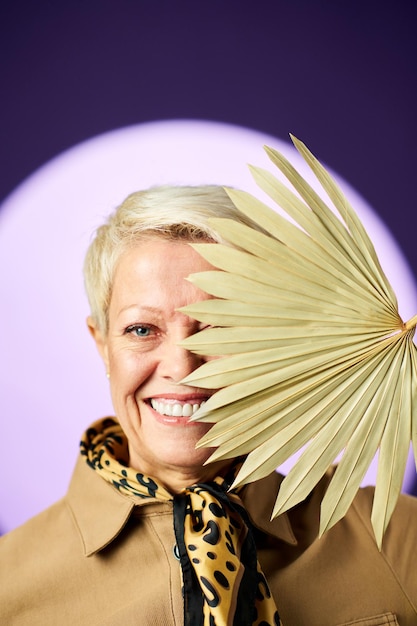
[88,239,229,490]
[1,120,416,536]
[1,182,417,626]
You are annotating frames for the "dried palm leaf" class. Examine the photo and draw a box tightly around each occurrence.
[179,135,417,548]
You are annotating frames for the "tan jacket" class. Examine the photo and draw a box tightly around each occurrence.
[1,454,417,625]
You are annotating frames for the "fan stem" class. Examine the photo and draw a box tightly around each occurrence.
[404,314,417,331]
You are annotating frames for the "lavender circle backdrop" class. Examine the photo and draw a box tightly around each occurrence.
[0,120,416,534]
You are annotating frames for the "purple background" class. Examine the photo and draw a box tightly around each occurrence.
[1,0,417,522]
[1,0,416,270]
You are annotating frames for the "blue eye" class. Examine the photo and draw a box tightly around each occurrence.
[126,325,152,337]
[135,326,150,337]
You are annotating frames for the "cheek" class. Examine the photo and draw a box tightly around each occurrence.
[109,351,155,398]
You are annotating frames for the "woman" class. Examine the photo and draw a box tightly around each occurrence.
[1,185,417,625]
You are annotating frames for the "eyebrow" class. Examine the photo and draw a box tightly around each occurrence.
[117,305,163,316]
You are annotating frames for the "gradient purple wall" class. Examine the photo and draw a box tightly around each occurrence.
[1,1,416,531]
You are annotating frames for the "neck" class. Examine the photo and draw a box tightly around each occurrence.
[129,454,234,494]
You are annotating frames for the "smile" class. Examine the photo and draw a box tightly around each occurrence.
[150,399,207,417]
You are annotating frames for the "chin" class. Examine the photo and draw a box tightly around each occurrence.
[162,443,215,470]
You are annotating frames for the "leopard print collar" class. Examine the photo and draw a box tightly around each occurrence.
[81,417,281,626]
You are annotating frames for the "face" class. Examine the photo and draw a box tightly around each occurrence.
[89,238,225,491]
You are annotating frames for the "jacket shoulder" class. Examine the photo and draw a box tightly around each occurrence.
[0,496,78,567]
[351,486,417,597]
[352,485,417,537]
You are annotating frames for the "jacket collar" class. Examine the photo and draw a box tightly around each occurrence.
[67,455,137,556]
[67,454,298,556]
[241,472,297,545]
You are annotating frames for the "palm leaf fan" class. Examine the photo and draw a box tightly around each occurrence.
[179,135,417,549]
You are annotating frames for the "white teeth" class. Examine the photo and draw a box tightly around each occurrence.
[150,399,206,417]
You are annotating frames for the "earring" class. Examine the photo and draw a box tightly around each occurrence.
[106,372,110,379]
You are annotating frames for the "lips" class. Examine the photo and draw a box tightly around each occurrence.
[149,398,207,418]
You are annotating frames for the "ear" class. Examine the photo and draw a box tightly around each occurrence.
[87,316,110,372]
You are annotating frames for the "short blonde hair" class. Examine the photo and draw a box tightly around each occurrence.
[83,185,262,334]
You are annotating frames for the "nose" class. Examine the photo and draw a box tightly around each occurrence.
[157,341,203,383]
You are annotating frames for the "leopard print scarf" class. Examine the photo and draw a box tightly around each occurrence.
[80,417,281,626]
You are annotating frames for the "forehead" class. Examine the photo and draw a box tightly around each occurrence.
[114,238,213,279]
[109,238,214,314]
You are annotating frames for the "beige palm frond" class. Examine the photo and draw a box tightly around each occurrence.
[179,135,417,548]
